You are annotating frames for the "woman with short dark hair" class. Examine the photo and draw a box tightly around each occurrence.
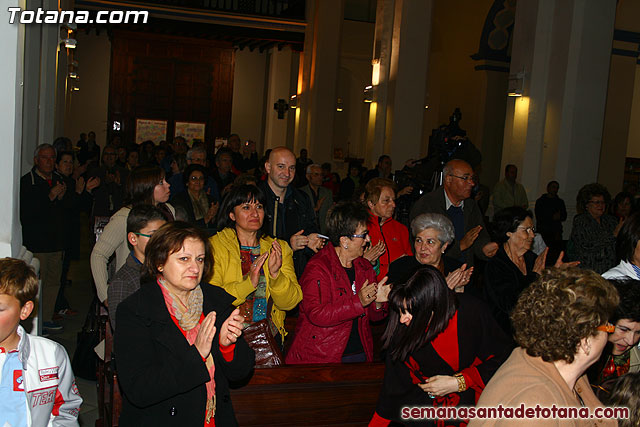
[612,191,634,221]
[371,267,510,426]
[603,212,640,280]
[115,221,254,426]
[485,207,577,336]
[170,164,218,233]
[286,201,389,364]
[568,183,621,273]
[472,268,619,427]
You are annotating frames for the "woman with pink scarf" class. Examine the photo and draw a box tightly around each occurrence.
[114,221,255,426]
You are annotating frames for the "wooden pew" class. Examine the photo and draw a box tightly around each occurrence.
[230,362,385,426]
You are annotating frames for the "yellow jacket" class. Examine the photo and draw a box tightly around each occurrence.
[208,227,302,342]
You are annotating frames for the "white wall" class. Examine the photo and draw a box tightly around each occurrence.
[64,30,111,148]
[231,48,268,151]
[1,0,26,257]
[264,47,294,150]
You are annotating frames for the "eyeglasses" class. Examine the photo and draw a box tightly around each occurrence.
[190,176,205,181]
[588,200,606,205]
[517,226,536,234]
[134,232,154,238]
[449,174,475,183]
[346,231,369,239]
[597,323,615,333]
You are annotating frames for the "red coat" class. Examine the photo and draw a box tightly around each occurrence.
[285,244,388,364]
[367,214,413,280]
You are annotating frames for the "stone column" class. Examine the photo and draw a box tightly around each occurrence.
[502,0,615,225]
[264,47,295,151]
[294,0,345,163]
[367,0,433,169]
[1,0,27,257]
[598,31,640,194]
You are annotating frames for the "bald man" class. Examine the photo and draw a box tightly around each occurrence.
[410,159,498,267]
[259,147,323,277]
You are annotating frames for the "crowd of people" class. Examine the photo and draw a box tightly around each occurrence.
[7,132,640,426]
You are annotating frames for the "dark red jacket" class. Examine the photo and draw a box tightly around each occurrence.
[285,244,388,364]
[367,213,413,280]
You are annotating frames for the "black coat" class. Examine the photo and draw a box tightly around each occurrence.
[170,190,217,233]
[259,181,318,277]
[375,293,511,425]
[387,255,462,286]
[114,280,255,427]
[20,168,70,253]
[483,245,538,337]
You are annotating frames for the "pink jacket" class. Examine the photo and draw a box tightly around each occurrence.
[286,244,388,364]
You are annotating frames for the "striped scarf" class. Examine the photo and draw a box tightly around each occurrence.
[157,278,216,422]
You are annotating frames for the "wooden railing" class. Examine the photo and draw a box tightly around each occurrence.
[230,362,385,426]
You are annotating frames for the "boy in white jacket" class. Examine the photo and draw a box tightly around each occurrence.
[0,258,82,426]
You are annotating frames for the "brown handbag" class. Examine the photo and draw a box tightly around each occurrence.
[242,319,284,366]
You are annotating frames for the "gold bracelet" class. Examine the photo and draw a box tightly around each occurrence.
[454,373,467,392]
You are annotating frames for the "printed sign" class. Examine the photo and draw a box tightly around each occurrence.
[135,119,167,145]
[175,122,205,145]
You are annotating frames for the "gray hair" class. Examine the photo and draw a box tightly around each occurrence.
[306,163,321,175]
[442,162,454,177]
[186,145,206,161]
[33,143,55,158]
[410,213,455,245]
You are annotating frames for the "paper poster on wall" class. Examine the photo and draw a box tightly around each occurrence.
[135,119,167,145]
[175,122,206,145]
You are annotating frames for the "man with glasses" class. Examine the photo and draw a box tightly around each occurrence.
[410,159,498,267]
[491,164,529,215]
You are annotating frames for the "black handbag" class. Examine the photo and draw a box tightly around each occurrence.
[71,297,100,380]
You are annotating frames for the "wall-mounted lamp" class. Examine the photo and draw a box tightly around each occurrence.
[336,98,344,112]
[69,71,78,79]
[363,85,375,103]
[290,94,298,109]
[507,71,525,97]
[424,105,429,109]
[72,86,80,91]
[62,38,77,49]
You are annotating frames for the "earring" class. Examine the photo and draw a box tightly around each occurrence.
[344,245,348,249]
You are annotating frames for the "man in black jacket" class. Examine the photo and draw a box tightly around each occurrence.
[259,147,324,277]
[20,144,70,332]
[409,159,498,267]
